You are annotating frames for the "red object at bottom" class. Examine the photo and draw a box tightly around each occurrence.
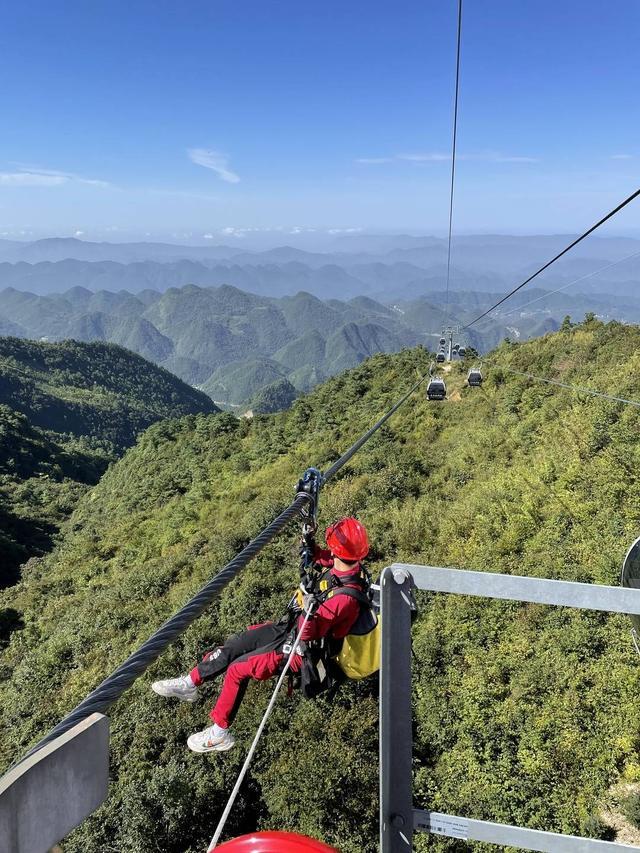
[216,831,339,852]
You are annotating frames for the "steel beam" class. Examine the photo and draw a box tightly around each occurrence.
[391,563,640,615]
[380,566,414,852]
[414,810,638,852]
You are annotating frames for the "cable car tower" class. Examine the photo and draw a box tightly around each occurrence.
[440,325,461,362]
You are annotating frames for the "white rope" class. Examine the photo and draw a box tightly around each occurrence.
[207,605,314,851]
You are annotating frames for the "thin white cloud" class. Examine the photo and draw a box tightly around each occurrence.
[188,148,240,184]
[398,152,451,162]
[0,172,68,187]
[0,165,110,188]
[355,157,394,165]
[492,154,538,163]
[356,151,539,166]
[611,153,633,160]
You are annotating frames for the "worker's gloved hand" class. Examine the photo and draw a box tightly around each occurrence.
[302,592,317,615]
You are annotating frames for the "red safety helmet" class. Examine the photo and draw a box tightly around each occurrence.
[325,517,369,562]
[216,831,338,851]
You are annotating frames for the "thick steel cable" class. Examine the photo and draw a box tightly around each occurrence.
[17,495,311,764]
[464,187,640,328]
[323,372,429,480]
[444,0,463,318]
[14,371,429,765]
[492,363,640,409]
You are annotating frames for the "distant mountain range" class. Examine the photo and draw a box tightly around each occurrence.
[0,234,637,407]
[0,283,569,408]
[1,235,639,301]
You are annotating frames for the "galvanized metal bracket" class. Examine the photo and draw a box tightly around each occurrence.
[379,562,640,852]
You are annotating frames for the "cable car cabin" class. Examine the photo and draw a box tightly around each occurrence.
[427,377,447,400]
[458,346,467,357]
[467,368,483,387]
[452,343,459,352]
[439,337,446,346]
[436,351,446,363]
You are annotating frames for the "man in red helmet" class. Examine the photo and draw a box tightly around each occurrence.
[151,517,369,753]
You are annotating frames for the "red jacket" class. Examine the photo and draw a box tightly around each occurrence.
[298,547,362,643]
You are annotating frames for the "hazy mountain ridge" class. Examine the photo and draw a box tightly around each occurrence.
[1,235,638,308]
[2,280,613,406]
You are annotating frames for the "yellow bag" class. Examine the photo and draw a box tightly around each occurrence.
[336,616,381,680]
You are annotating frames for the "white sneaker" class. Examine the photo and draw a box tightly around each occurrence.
[151,675,199,703]
[187,725,236,753]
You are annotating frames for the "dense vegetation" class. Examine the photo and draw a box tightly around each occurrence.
[0,337,217,585]
[1,318,640,852]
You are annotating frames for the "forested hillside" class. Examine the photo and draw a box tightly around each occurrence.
[1,318,640,852]
[0,283,563,406]
[0,337,217,586]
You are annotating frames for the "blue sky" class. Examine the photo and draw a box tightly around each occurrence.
[1,0,639,241]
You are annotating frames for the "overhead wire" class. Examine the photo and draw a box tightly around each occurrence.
[463,187,640,328]
[444,0,463,318]
[483,359,640,409]
[501,248,640,316]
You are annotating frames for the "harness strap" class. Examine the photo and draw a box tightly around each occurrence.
[318,586,371,606]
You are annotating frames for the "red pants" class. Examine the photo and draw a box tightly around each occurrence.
[189,623,300,728]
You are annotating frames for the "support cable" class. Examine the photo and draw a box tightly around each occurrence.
[14,371,429,766]
[488,361,640,409]
[444,0,463,318]
[464,187,640,328]
[323,373,428,480]
[207,605,314,851]
[501,248,640,317]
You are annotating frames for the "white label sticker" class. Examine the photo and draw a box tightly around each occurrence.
[415,812,469,840]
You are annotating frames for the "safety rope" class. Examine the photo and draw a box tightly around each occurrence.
[464,186,640,328]
[207,605,314,851]
[14,371,429,766]
[444,0,463,318]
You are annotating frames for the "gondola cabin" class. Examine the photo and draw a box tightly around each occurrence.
[458,346,467,357]
[427,377,447,400]
[467,368,483,387]
[436,351,446,363]
[439,337,447,346]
